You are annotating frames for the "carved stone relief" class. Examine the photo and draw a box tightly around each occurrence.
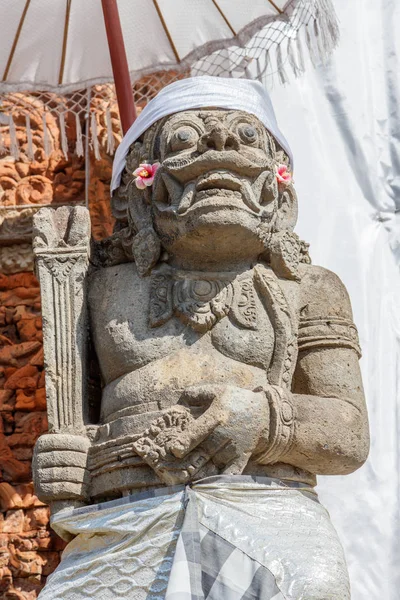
[0,243,34,274]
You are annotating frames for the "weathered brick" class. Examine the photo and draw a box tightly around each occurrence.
[1,412,15,434]
[4,367,17,380]
[0,274,38,292]
[0,438,31,482]
[3,510,24,534]
[0,333,12,345]
[0,343,41,369]
[0,288,40,308]
[13,307,40,323]
[8,543,45,579]
[0,483,23,512]
[14,391,35,412]
[38,551,59,576]
[16,321,40,343]
[37,372,45,390]
[29,349,43,368]
[5,308,16,325]
[13,413,47,439]
[0,390,15,411]
[14,389,46,414]
[4,577,42,600]
[4,366,39,391]
[24,508,50,532]
[11,448,33,462]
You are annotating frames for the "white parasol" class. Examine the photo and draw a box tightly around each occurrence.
[0,0,339,159]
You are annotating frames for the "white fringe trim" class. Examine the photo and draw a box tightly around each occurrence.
[276,43,289,85]
[296,31,306,72]
[59,112,69,160]
[75,113,84,157]
[91,112,101,160]
[25,114,34,161]
[256,0,339,85]
[287,38,301,78]
[9,115,19,160]
[106,107,115,155]
[42,113,52,157]
[0,128,6,155]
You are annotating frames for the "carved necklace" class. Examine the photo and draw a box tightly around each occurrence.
[149,266,258,333]
[149,263,300,390]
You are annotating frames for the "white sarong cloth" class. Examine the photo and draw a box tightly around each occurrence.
[38,476,349,600]
[110,76,293,194]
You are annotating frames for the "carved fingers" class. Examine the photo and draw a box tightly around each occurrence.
[132,406,222,485]
[33,434,90,503]
[151,433,228,486]
[133,386,270,485]
[169,389,224,459]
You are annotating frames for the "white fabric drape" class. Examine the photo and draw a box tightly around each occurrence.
[110,76,293,193]
[269,1,400,597]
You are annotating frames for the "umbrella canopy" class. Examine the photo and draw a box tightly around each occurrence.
[0,0,337,93]
[0,0,339,162]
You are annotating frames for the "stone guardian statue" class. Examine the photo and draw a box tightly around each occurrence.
[32,77,369,600]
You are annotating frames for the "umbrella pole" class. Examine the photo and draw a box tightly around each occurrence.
[101,0,137,134]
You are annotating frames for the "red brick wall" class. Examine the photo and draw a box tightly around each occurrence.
[0,87,119,598]
[0,273,66,600]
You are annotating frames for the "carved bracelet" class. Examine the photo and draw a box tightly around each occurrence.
[256,386,296,465]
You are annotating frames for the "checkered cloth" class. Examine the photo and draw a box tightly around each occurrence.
[166,485,284,599]
[42,475,350,600]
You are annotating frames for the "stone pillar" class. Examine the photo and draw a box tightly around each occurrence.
[31,207,92,510]
[32,206,91,434]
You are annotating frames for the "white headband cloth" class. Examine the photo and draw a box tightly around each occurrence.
[111,76,293,193]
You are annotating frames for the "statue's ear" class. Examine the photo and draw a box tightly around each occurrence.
[275,184,298,231]
[268,183,301,280]
[131,227,161,277]
[111,137,162,276]
[127,193,161,277]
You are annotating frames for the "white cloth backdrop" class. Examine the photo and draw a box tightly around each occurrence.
[269,0,400,597]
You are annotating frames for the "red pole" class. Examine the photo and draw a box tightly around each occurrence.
[101,0,137,134]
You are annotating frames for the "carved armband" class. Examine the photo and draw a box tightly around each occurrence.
[298,316,361,357]
[256,386,296,465]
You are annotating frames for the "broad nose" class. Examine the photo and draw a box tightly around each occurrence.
[198,124,240,153]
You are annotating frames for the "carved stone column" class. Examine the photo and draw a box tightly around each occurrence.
[32,206,91,508]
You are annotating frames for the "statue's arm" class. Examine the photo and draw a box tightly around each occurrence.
[270,265,369,475]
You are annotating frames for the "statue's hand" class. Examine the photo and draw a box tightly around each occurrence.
[172,384,270,474]
[133,385,269,485]
[33,434,90,504]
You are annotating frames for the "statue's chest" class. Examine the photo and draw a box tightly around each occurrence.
[89,264,297,387]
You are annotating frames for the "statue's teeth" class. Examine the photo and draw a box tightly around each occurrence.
[177,183,196,214]
[241,180,261,213]
[161,172,183,207]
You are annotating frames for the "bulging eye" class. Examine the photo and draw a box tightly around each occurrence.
[170,126,199,152]
[238,124,258,145]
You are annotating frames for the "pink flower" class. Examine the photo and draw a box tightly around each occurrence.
[133,162,160,190]
[276,164,292,185]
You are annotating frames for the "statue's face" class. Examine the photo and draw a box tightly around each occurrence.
[145,109,294,267]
